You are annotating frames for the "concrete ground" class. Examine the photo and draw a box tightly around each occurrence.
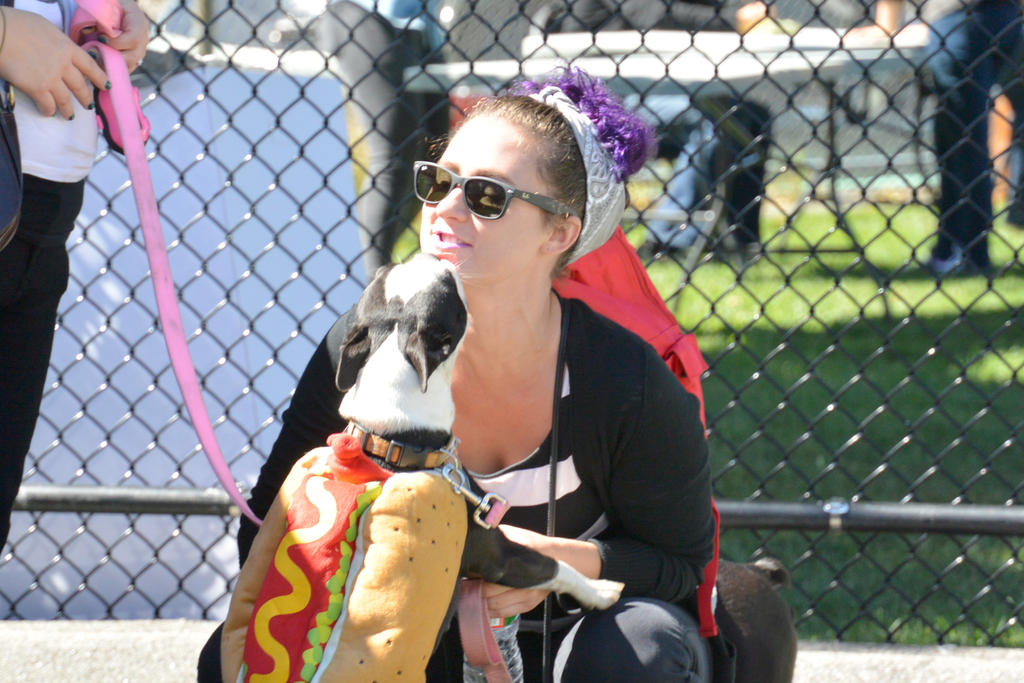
[1,619,1023,682]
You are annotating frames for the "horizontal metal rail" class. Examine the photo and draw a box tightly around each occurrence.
[717,500,1024,536]
[13,485,1024,536]
[13,484,243,517]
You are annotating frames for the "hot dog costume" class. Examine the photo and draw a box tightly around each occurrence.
[221,432,467,683]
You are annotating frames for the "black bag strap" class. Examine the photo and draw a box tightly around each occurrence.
[541,296,570,683]
[1,0,13,112]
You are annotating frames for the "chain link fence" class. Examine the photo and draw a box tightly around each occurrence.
[3,0,1022,648]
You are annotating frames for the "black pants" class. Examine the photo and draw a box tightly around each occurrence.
[0,174,84,550]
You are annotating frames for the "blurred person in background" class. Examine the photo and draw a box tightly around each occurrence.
[542,0,775,262]
[312,0,451,279]
[850,0,1024,277]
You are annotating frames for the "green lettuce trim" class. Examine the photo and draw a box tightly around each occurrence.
[299,481,383,682]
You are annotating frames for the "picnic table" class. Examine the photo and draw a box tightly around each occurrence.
[405,26,930,286]
[410,27,926,99]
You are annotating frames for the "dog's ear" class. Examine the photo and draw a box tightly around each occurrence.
[336,266,394,391]
[403,328,456,393]
[336,325,371,391]
[403,330,432,393]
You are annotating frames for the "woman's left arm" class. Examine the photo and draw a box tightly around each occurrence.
[483,345,716,618]
[592,349,716,603]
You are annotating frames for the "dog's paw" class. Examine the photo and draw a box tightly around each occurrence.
[584,578,624,610]
[548,562,624,610]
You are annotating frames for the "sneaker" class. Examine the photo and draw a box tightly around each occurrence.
[924,246,964,278]
[737,243,763,271]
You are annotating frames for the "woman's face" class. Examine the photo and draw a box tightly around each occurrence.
[419,115,571,285]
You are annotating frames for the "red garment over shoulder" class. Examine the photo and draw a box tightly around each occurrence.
[553,227,720,638]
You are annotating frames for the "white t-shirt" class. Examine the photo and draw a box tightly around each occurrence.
[14,0,98,182]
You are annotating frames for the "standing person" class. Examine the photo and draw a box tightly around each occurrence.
[198,67,717,682]
[547,0,774,260]
[851,0,1024,277]
[315,0,451,279]
[0,0,149,552]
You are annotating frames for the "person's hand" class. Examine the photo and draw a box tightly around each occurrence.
[479,525,559,618]
[735,2,772,35]
[0,7,109,119]
[477,524,604,618]
[481,581,549,619]
[107,0,150,73]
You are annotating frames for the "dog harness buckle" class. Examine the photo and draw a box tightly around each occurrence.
[473,492,510,529]
[439,462,509,530]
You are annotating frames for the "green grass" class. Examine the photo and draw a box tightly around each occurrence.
[629,199,1024,645]
[399,197,1024,645]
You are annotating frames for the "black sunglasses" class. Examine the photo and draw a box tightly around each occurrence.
[414,161,578,220]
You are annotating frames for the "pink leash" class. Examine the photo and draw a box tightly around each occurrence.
[72,0,261,525]
[459,578,513,683]
[458,496,514,683]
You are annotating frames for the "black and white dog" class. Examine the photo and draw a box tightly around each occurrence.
[335,253,623,610]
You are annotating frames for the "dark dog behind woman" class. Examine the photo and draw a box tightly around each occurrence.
[201,67,718,682]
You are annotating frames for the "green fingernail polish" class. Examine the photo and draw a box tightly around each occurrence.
[98,35,108,44]
[105,81,112,90]
[88,102,95,110]
[69,114,75,121]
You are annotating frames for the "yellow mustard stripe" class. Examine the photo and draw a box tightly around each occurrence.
[248,477,339,683]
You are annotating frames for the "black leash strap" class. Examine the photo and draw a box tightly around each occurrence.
[542,297,570,683]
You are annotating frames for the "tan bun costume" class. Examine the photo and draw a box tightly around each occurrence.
[221,432,467,682]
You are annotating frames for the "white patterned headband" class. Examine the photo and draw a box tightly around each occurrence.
[529,86,626,263]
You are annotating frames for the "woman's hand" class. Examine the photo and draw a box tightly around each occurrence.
[108,0,150,73]
[482,525,555,616]
[843,22,928,49]
[0,7,109,118]
[482,581,549,619]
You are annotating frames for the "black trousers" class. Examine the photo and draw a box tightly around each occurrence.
[429,598,711,682]
[0,174,84,550]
